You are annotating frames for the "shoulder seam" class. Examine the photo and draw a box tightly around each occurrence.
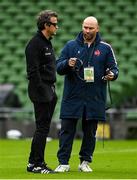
[100,41,111,47]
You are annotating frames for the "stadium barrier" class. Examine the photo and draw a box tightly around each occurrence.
[0,108,137,139]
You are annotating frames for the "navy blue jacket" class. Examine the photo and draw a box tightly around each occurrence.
[57,32,119,121]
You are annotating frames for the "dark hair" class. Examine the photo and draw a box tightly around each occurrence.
[37,10,58,30]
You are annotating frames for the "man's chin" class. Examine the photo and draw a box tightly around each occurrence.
[50,32,56,39]
[84,34,93,40]
[85,37,93,41]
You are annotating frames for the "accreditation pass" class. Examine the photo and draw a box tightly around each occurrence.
[84,67,94,82]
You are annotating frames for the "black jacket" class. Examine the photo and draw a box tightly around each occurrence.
[25,31,56,102]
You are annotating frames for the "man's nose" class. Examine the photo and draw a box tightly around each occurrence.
[86,28,90,33]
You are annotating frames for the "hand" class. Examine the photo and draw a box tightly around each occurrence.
[103,71,114,81]
[68,58,77,67]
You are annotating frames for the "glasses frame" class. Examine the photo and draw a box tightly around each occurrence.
[49,22,58,27]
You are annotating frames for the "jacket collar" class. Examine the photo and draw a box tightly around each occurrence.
[37,30,51,42]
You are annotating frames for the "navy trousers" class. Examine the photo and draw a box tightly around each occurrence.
[57,116,98,165]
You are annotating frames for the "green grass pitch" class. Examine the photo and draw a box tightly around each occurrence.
[0,139,137,179]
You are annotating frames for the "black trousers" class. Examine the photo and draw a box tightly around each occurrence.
[57,117,98,165]
[28,95,57,166]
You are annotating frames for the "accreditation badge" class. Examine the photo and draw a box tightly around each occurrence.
[84,67,94,82]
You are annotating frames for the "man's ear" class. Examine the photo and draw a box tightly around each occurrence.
[43,23,46,29]
[45,22,51,28]
[97,25,99,32]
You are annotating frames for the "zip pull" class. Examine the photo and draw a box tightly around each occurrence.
[88,63,90,67]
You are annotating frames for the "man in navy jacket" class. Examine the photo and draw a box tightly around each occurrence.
[55,16,118,172]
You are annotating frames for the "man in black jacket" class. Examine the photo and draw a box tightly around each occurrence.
[25,10,58,174]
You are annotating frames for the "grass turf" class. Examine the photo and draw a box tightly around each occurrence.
[0,139,137,179]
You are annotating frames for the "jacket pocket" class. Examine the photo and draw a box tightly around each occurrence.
[28,81,55,102]
[38,84,54,102]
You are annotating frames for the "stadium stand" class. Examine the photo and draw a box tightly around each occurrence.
[0,0,137,137]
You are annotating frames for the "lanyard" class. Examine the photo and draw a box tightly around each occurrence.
[88,42,96,67]
[74,42,96,81]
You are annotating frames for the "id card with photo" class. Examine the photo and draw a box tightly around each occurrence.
[84,67,94,82]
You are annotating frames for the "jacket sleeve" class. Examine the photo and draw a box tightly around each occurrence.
[106,45,119,81]
[25,41,43,87]
[56,43,73,75]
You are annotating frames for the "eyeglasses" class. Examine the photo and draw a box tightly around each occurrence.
[49,22,58,27]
